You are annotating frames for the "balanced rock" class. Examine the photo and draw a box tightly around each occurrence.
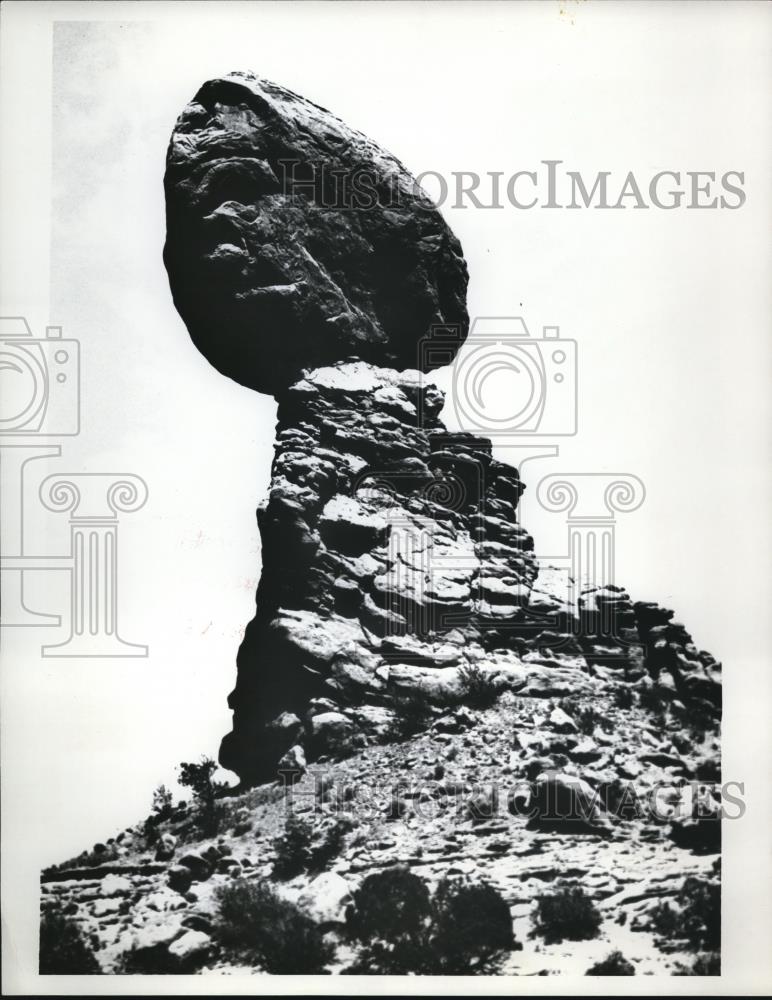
[164,73,468,394]
[163,74,722,790]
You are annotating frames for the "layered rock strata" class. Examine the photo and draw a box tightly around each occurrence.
[217,359,721,784]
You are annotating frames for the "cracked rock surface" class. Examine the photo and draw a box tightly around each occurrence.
[216,357,720,786]
[164,73,468,394]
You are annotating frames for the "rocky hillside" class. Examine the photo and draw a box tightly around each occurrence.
[41,676,721,975]
[40,73,722,977]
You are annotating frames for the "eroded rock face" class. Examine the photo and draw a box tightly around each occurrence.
[164,73,468,394]
[162,74,721,788]
[218,359,720,784]
[219,359,538,782]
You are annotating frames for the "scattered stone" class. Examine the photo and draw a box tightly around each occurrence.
[277,744,307,780]
[167,930,213,967]
[155,832,177,861]
[167,865,193,893]
[100,874,132,897]
[297,873,353,924]
[549,706,578,733]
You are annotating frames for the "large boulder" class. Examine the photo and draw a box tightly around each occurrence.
[164,73,468,395]
[297,872,353,924]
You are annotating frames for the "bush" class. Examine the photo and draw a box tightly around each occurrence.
[143,783,175,847]
[458,663,500,709]
[347,866,432,943]
[638,684,666,712]
[612,685,635,710]
[586,950,635,975]
[117,943,181,974]
[214,879,333,973]
[311,817,353,870]
[558,697,604,735]
[431,877,516,973]
[272,812,314,879]
[391,692,435,740]
[178,757,225,836]
[273,812,353,879]
[531,884,603,944]
[676,951,721,975]
[344,869,518,975]
[40,906,101,974]
[678,877,720,950]
[649,899,681,937]
[648,877,719,952]
[152,783,174,821]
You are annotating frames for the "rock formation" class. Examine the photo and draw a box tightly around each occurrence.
[39,73,723,978]
[163,72,721,788]
[163,73,468,394]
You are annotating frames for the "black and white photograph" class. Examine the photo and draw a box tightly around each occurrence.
[1,0,770,993]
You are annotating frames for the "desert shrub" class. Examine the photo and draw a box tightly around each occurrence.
[347,866,432,943]
[648,877,719,952]
[143,783,175,847]
[675,951,721,975]
[586,950,635,975]
[391,691,435,740]
[458,663,500,709]
[214,879,333,973]
[344,870,518,975]
[636,684,670,728]
[142,816,160,848]
[558,697,604,735]
[117,943,181,974]
[638,683,666,712]
[649,899,681,937]
[311,817,354,870]
[178,757,225,836]
[693,756,721,783]
[678,877,720,950]
[531,884,603,944]
[152,783,174,821]
[272,811,314,879]
[671,698,718,740]
[40,906,101,974]
[273,812,353,879]
[430,876,516,973]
